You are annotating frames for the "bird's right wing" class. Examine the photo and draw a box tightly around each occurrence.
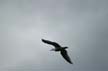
[60,50,73,64]
[42,39,61,48]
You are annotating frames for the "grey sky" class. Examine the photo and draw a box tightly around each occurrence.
[0,0,108,71]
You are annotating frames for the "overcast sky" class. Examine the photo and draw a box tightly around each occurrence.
[0,0,108,71]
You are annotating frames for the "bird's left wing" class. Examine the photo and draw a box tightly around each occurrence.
[60,50,73,64]
[42,39,61,48]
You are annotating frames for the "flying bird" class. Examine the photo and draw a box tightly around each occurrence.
[42,39,73,64]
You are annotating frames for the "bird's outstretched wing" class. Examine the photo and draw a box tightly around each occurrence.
[60,50,73,64]
[42,39,61,48]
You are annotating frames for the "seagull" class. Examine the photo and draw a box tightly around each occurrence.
[42,39,73,64]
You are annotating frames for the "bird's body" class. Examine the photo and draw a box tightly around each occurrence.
[42,39,73,64]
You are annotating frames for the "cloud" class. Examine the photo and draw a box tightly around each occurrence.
[0,0,108,71]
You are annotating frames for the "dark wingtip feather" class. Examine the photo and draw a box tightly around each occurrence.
[70,61,73,64]
[67,59,73,64]
[41,39,45,42]
[41,39,51,44]
[41,39,44,41]
[68,59,73,64]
